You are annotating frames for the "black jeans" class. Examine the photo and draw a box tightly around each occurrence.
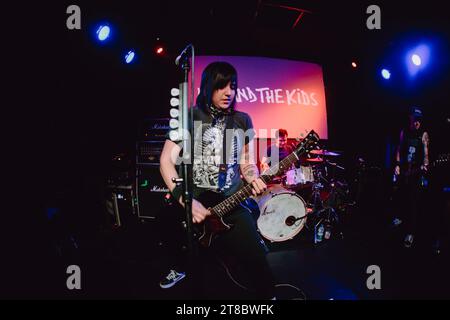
[211,204,276,299]
[398,172,422,235]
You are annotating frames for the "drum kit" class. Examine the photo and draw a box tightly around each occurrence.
[256,148,350,243]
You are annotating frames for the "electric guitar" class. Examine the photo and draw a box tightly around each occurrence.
[422,152,450,179]
[429,153,449,169]
[195,130,320,248]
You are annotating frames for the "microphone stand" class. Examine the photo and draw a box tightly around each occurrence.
[175,45,199,296]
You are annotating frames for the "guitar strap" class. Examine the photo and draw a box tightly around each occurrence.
[218,114,235,190]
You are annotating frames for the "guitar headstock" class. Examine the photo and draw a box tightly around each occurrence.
[262,130,321,179]
[294,130,320,157]
[433,153,450,167]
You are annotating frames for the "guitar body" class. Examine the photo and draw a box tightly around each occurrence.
[196,191,233,248]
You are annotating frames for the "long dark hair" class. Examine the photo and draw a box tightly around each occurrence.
[196,61,238,113]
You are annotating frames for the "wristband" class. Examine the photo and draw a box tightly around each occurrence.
[171,185,183,202]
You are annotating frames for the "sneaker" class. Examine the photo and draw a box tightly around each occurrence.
[404,234,414,248]
[159,269,186,289]
[432,240,441,255]
[392,218,402,227]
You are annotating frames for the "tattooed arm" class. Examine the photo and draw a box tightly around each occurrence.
[394,129,404,176]
[240,143,267,196]
[240,143,259,182]
[422,131,430,169]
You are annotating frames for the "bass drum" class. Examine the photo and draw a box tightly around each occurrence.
[256,185,307,242]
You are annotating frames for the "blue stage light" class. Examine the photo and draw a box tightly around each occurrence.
[406,44,430,77]
[96,25,111,41]
[125,50,136,64]
[381,69,391,79]
[411,54,422,66]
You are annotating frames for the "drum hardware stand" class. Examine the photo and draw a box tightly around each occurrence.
[309,163,342,242]
[310,180,324,211]
[325,159,345,171]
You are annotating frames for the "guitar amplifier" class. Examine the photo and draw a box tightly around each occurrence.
[136,141,164,165]
[139,118,170,141]
[135,164,171,220]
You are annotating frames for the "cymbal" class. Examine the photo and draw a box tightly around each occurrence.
[306,157,324,163]
[310,149,341,156]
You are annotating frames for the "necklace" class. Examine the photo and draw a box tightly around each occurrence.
[207,104,232,119]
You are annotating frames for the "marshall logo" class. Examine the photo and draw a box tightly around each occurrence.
[152,124,170,130]
[150,186,169,193]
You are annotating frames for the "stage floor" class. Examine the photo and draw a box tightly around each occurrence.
[25,208,450,300]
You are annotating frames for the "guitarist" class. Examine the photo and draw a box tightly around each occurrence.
[394,107,430,248]
[160,62,276,298]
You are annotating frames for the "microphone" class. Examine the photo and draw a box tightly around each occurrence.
[175,44,193,66]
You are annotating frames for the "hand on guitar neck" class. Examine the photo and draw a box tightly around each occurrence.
[249,178,267,197]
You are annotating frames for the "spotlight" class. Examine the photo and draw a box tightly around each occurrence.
[411,54,421,66]
[169,87,182,141]
[96,25,111,41]
[125,50,136,64]
[156,47,164,55]
[381,69,391,79]
[351,62,357,68]
[170,98,180,107]
[406,44,430,77]
[154,37,167,56]
[169,119,179,129]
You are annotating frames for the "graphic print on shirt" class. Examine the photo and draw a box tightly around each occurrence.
[407,146,416,163]
[193,118,240,192]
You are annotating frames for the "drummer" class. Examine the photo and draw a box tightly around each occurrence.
[260,129,294,174]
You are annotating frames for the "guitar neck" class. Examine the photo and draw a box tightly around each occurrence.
[210,151,300,218]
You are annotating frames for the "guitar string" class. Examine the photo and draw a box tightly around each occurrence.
[212,144,308,217]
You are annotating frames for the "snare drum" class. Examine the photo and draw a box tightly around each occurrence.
[284,166,314,187]
[256,185,307,242]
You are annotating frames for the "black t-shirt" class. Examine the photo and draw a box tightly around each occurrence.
[175,107,255,197]
[400,128,425,168]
